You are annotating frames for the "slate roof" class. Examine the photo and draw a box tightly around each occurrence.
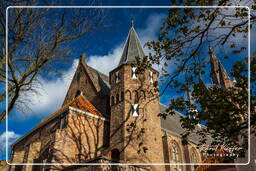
[160,104,212,145]
[87,66,110,95]
[118,25,145,66]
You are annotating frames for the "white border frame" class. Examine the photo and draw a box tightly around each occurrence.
[5,6,251,167]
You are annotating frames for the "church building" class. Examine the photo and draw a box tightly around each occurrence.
[8,22,252,171]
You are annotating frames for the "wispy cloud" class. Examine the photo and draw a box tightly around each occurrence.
[18,59,79,118]
[0,131,20,159]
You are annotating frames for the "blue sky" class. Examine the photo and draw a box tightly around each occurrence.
[1,4,255,160]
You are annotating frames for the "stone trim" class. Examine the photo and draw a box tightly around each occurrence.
[68,106,108,121]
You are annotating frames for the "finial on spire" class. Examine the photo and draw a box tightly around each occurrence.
[80,53,86,63]
[131,19,134,28]
[208,46,213,55]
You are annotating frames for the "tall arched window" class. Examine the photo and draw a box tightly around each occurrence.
[133,90,139,102]
[140,90,146,100]
[125,90,132,100]
[116,93,119,104]
[121,91,124,101]
[111,96,115,106]
[190,148,199,171]
[170,141,183,171]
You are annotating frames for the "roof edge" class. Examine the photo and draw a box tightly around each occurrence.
[11,106,107,148]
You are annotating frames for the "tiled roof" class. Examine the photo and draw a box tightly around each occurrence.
[32,95,102,134]
[40,95,102,125]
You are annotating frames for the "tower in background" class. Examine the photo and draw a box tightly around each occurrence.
[209,47,234,89]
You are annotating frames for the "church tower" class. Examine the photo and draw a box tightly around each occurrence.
[209,47,234,89]
[108,23,164,166]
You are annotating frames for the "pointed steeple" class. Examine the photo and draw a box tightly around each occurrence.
[209,47,233,89]
[198,74,207,90]
[118,21,145,66]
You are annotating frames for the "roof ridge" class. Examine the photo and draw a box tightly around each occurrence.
[80,61,101,92]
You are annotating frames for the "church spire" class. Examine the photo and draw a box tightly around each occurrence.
[118,22,145,66]
[209,47,233,89]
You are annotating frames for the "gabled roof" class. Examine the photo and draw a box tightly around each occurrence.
[118,25,145,66]
[41,95,102,126]
[62,55,110,106]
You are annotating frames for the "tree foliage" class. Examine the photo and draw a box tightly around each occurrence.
[145,0,256,157]
[0,0,106,123]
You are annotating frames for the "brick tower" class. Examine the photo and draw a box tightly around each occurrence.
[108,23,164,167]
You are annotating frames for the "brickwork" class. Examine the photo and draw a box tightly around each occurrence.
[52,109,106,166]
[109,64,164,170]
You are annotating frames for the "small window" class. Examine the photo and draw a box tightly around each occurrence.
[111,149,120,162]
[125,90,132,100]
[75,90,82,97]
[149,71,154,83]
[115,71,120,83]
[131,67,137,79]
[121,91,124,101]
[132,104,139,117]
[111,96,115,106]
[116,94,119,104]
[133,90,139,102]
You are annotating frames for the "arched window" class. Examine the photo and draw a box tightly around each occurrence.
[133,90,139,102]
[116,93,119,104]
[140,90,146,100]
[111,96,115,106]
[170,141,183,171]
[121,91,124,101]
[125,90,132,100]
[190,148,199,171]
[111,149,120,162]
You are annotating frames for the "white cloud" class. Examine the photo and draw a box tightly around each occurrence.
[87,13,167,74]
[0,131,20,157]
[87,45,123,75]
[18,59,79,117]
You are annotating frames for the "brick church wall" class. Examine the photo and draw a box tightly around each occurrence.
[51,108,106,170]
